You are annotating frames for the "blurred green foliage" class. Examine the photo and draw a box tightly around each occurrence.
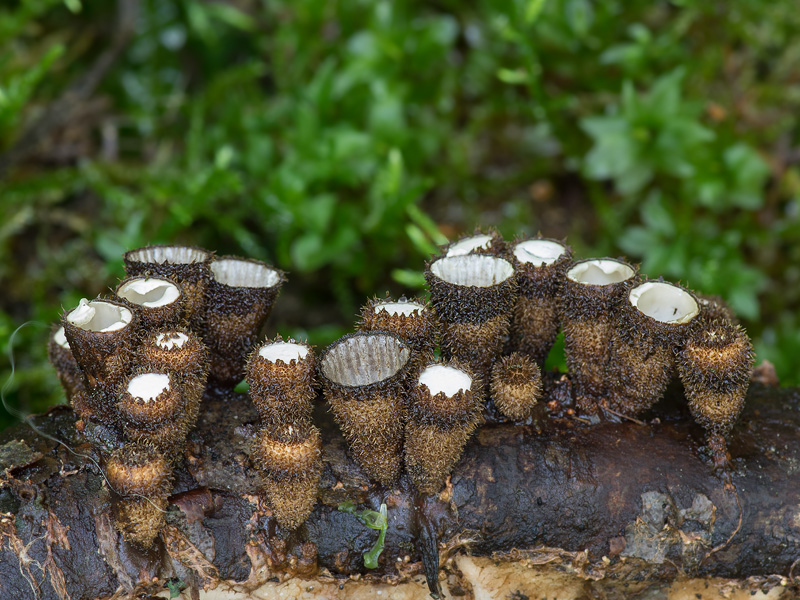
[2,0,799,429]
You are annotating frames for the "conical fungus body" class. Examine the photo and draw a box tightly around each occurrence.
[123,245,212,330]
[508,237,572,364]
[115,276,185,329]
[560,258,638,414]
[62,298,138,425]
[137,327,208,431]
[202,256,286,388]
[405,361,482,495]
[105,443,172,548]
[251,422,322,529]
[490,353,542,420]
[358,296,437,359]
[319,332,413,486]
[246,337,316,425]
[607,280,700,416]
[677,319,754,465]
[426,254,517,379]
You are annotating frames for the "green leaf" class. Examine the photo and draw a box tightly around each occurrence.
[391,269,427,289]
[524,0,547,23]
[497,68,529,85]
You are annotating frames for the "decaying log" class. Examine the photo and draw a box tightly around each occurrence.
[1,380,799,600]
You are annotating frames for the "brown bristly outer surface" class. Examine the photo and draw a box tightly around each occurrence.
[262,471,321,530]
[425,256,518,324]
[202,256,286,387]
[404,419,477,495]
[116,371,186,431]
[122,244,213,330]
[61,298,139,425]
[113,496,168,548]
[326,391,406,486]
[319,331,414,486]
[105,443,173,498]
[2,383,800,597]
[440,227,509,257]
[697,294,739,326]
[606,282,699,417]
[137,326,208,426]
[358,296,437,356]
[508,237,573,362]
[47,326,87,414]
[490,353,542,420]
[114,275,186,329]
[559,259,639,412]
[246,338,316,425]
[250,422,322,480]
[439,314,509,380]
[677,320,754,436]
[410,359,483,428]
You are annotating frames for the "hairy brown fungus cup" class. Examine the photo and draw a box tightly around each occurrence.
[48,325,88,415]
[357,295,436,358]
[319,332,413,486]
[425,254,517,380]
[405,362,482,495]
[442,228,508,258]
[202,257,286,388]
[677,319,754,468]
[123,245,212,329]
[490,353,542,420]
[138,327,208,430]
[105,443,172,548]
[508,237,572,364]
[246,337,316,425]
[560,258,638,414]
[115,276,184,329]
[116,372,189,456]
[63,298,138,425]
[607,280,700,416]
[251,422,322,529]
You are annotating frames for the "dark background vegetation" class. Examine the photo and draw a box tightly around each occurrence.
[2,0,799,430]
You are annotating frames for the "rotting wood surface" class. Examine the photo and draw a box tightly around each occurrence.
[1,381,799,600]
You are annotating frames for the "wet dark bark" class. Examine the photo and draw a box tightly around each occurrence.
[1,382,799,599]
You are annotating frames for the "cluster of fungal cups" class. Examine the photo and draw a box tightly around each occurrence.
[48,231,755,542]
[50,245,285,547]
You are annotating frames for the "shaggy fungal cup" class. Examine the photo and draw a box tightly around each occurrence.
[405,361,482,495]
[115,276,184,328]
[358,296,437,358]
[560,258,638,414]
[607,280,699,416]
[105,443,173,548]
[426,254,517,379]
[319,332,413,485]
[123,245,212,329]
[202,256,286,387]
[117,371,189,456]
[490,353,543,420]
[63,298,138,425]
[508,237,572,364]
[677,319,754,468]
[137,327,208,432]
[251,422,322,529]
[246,337,316,425]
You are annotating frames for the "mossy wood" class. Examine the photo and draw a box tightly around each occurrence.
[0,383,798,599]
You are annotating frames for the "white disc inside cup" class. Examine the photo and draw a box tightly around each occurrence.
[567,259,635,286]
[419,365,471,397]
[629,282,699,324]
